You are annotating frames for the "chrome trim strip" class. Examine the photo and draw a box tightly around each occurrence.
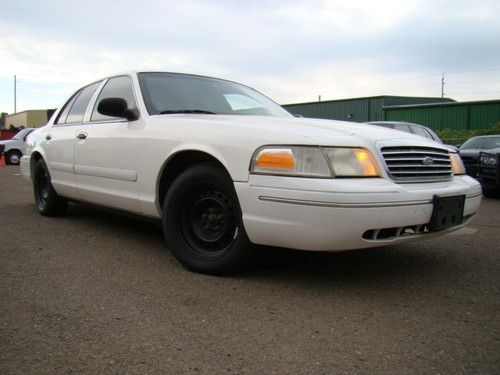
[258,196,432,208]
[74,164,137,182]
[259,192,482,208]
[467,192,482,199]
[49,161,74,173]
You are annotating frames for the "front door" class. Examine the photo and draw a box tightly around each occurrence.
[74,76,142,213]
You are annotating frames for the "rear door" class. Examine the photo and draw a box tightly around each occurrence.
[43,82,101,198]
[74,75,142,212]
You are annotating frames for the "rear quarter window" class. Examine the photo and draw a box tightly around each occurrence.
[65,82,101,124]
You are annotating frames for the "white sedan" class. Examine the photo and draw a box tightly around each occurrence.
[21,72,482,274]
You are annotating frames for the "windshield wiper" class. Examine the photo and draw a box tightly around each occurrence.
[159,109,216,115]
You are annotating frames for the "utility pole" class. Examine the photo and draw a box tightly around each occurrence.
[14,75,17,113]
[441,72,445,98]
[318,95,321,102]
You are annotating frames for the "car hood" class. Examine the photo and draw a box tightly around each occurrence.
[0,140,10,146]
[151,114,438,148]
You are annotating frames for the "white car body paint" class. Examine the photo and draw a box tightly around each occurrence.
[21,71,482,252]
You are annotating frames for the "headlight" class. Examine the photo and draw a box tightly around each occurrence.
[250,146,380,178]
[480,154,497,166]
[450,153,466,175]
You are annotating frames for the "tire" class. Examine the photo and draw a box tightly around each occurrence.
[33,159,68,216]
[483,188,500,198]
[162,164,253,275]
[6,150,22,165]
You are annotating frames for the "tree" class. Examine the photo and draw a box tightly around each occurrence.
[0,112,7,127]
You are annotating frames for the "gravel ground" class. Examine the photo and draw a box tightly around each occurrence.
[0,166,499,374]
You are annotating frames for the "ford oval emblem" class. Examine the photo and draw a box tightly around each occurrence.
[422,156,434,165]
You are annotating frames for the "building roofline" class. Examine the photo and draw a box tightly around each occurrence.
[383,98,500,109]
[6,109,52,117]
[283,95,456,107]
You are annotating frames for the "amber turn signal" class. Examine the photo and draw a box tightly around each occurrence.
[353,148,380,176]
[255,149,296,170]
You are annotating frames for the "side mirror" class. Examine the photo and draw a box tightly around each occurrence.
[97,97,139,121]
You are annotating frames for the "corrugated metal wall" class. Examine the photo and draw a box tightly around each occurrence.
[384,100,500,131]
[284,99,370,122]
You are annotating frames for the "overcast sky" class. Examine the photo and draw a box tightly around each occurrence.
[1,0,499,113]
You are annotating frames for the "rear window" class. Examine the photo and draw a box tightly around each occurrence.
[411,126,433,140]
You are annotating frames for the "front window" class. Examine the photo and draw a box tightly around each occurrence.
[138,73,291,117]
[91,76,137,122]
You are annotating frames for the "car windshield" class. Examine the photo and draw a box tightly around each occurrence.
[138,73,291,117]
[461,136,500,150]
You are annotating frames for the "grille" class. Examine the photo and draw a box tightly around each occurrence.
[381,146,452,182]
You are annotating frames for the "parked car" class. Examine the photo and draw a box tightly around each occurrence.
[365,121,443,143]
[477,148,500,194]
[0,128,36,165]
[21,72,481,274]
[459,135,500,177]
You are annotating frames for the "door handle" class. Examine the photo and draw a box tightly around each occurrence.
[45,134,52,140]
[76,133,88,140]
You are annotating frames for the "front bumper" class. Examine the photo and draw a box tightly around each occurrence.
[234,174,482,251]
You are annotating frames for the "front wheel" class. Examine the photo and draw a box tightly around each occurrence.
[162,164,253,275]
[33,159,68,216]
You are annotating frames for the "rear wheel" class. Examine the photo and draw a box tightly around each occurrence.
[6,150,22,165]
[162,164,253,275]
[33,159,68,216]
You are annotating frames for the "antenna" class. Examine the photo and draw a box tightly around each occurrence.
[14,75,17,113]
[441,73,445,98]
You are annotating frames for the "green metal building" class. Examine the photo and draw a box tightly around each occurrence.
[384,99,500,131]
[282,95,455,123]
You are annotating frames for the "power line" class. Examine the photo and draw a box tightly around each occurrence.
[445,67,500,75]
[447,79,500,85]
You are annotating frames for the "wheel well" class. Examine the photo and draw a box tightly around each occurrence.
[158,151,228,210]
[30,152,43,181]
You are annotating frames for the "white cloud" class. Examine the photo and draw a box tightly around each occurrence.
[0,0,499,112]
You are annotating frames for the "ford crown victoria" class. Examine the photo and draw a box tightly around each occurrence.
[21,72,482,274]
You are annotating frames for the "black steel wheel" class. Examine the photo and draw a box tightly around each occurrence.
[162,164,253,274]
[33,159,68,216]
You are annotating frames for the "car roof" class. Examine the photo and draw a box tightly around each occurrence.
[468,135,500,139]
[97,71,253,90]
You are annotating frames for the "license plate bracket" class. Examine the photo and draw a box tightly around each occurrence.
[429,195,466,232]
